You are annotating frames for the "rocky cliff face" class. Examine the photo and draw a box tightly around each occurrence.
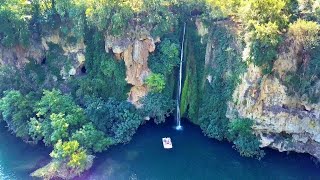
[196,17,320,159]
[105,27,157,106]
[0,40,44,68]
[0,31,86,79]
[228,63,320,159]
[228,34,320,159]
[41,31,86,79]
[0,27,156,106]
[5,17,319,160]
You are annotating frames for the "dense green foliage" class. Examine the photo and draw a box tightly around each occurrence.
[0,0,31,47]
[140,93,175,124]
[149,38,180,76]
[29,89,86,145]
[195,25,256,156]
[0,90,34,138]
[71,123,113,153]
[74,31,129,101]
[180,22,206,121]
[198,24,245,140]
[145,73,166,93]
[85,97,143,144]
[0,89,137,175]
[148,35,181,101]
[0,1,185,175]
[228,118,265,159]
[242,0,289,74]
[50,140,88,171]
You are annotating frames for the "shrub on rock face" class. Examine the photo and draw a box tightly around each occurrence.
[140,93,175,124]
[228,118,265,159]
[250,22,282,74]
[282,20,320,101]
[288,19,319,50]
[50,140,89,171]
[145,73,166,93]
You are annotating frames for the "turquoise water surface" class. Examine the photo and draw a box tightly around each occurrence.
[78,120,320,180]
[1,120,320,180]
[0,123,50,180]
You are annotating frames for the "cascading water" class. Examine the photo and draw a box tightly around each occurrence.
[176,23,186,130]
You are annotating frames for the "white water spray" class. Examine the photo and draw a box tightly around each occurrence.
[176,23,186,130]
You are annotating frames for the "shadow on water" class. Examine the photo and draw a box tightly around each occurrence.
[77,118,320,180]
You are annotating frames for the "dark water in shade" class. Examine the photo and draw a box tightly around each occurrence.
[0,123,51,180]
[77,120,320,180]
[1,120,320,180]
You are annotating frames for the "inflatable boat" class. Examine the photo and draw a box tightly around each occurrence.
[162,137,173,149]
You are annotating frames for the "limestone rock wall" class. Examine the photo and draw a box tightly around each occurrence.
[0,31,86,80]
[41,31,86,79]
[0,27,155,106]
[105,27,157,106]
[0,40,45,68]
[194,18,320,159]
[229,63,320,159]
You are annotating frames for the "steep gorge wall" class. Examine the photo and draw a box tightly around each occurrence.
[191,18,320,160]
[225,24,320,159]
[229,63,320,159]
[3,16,320,160]
[0,28,157,105]
[229,45,320,159]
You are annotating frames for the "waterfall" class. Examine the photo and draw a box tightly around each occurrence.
[176,23,186,130]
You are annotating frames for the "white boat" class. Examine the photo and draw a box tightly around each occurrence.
[162,137,173,149]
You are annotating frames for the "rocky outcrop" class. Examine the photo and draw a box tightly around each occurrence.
[0,31,86,80]
[228,63,320,159]
[210,16,320,160]
[105,27,157,106]
[41,31,86,79]
[0,40,45,68]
